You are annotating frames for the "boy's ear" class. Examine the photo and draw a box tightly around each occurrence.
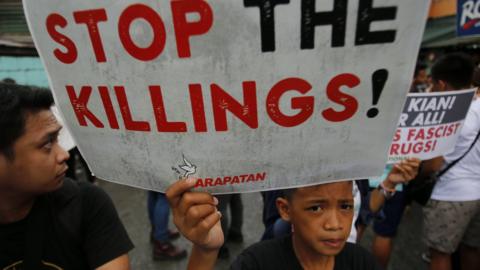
[276,197,291,222]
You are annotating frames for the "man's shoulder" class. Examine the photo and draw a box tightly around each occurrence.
[46,178,133,268]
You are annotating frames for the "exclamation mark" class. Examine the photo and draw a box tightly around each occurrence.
[367,69,388,118]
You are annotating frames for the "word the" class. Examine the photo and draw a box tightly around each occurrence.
[45,0,397,63]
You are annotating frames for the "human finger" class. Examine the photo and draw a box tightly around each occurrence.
[393,164,409,182]
[402,164,418,180]
[178,192,218,216]
[166,178,196,207]
[398,164,416,180]
[185,204,218,227]
[404,158,421,169]
[192,211,222,239]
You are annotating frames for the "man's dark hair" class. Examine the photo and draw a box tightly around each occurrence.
[0,83,54,159]
[431,53,475,89]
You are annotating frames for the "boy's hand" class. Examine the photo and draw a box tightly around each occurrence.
[384,158,421,189]
[166,178,224,251]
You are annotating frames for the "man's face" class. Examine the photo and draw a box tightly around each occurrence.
[0,110,70,195]
[278,181,354,256]
[415,69,428,85]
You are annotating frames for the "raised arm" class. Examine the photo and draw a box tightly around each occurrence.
[369,158,420,213]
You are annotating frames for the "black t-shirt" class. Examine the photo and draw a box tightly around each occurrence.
[231,236,381,270]
[0,179,134,270]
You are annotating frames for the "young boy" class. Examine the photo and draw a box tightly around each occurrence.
[167,180,382,270]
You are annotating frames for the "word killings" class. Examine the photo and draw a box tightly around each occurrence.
[66,73,374,133]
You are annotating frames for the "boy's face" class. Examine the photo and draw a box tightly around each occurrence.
[0,110,70,195]
[277,181,354,256]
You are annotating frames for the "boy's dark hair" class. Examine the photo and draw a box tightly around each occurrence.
[431,53,475,90]
[283,188,297,201]
[0,83,54,159]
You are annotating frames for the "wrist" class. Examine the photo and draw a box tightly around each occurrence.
[378,181,396,199]
[192,244,220,255]
[382,179,397,191]
[189,245,219,270]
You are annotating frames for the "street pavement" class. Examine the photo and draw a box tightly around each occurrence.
[98,179,429,270]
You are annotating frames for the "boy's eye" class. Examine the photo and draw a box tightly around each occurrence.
[307,205,323,212]
[340,203,354,211]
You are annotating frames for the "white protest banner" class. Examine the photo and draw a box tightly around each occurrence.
[51,106,76,151]
[24,0,430,193]
[387,89,476,163]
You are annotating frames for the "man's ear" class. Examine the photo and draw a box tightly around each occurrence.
[276,197,291,222]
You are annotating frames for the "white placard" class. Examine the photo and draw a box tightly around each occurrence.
[387,89,476,163]
[24,0,430,193]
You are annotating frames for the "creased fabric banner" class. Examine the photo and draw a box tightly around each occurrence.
[52,106,76,151]
[387,89,476,164]
[24,0,430,193]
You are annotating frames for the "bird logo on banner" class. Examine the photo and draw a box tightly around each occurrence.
[179,155,196,178]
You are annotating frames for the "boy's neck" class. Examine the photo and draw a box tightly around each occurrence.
[291,234,335,270]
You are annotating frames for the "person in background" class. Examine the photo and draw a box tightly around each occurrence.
[216,193,244,259]
[147,191,187,260]
[366,161,419,269]
[473,67,480,97]
[422,53,479,270]
[410,63,429,93]
[65,147,96,182]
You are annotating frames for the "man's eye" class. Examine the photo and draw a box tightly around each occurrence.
[43,136,58,150]
[43,143,53,151]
